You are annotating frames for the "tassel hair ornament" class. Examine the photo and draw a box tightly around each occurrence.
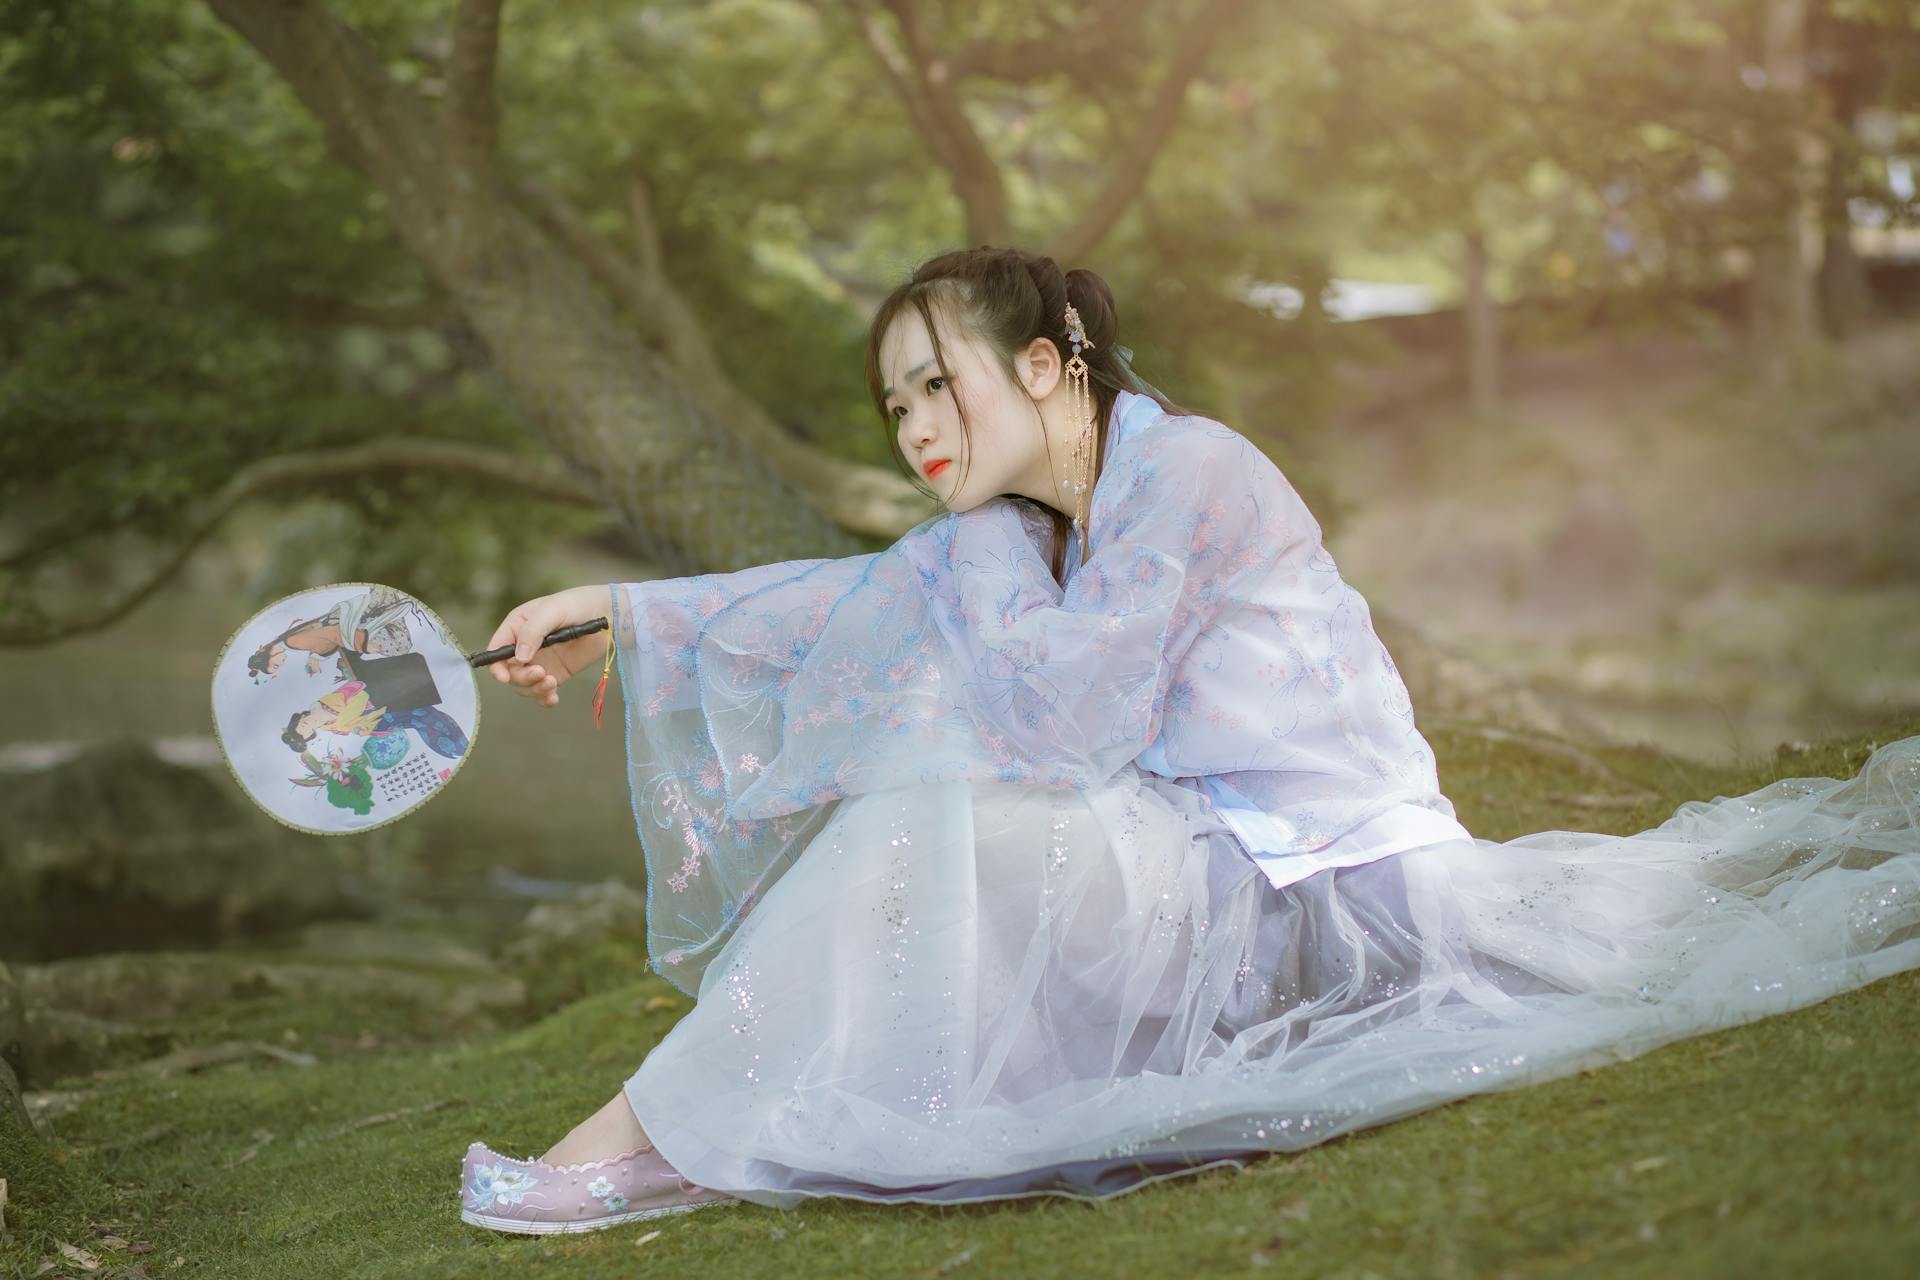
[1061,302,1096,562]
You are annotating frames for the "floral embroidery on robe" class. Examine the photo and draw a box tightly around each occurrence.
[613,390,1461,995]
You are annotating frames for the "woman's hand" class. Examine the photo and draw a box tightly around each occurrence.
[483,584,613,709]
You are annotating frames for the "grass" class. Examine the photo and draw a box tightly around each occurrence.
[5,715,1920,1279]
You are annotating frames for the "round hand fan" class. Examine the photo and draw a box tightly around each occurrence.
[210,582,606,835]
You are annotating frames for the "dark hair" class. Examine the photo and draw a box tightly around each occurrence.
[282,710,311,753]
[864,246,1188,582]
[248,641,281,679]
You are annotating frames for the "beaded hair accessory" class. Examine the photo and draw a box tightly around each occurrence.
[1061,303,1096,562]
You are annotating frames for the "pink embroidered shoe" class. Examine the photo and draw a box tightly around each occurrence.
[460,1140,740,1234]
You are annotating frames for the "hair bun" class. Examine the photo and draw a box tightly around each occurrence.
[1020,253,1062,306]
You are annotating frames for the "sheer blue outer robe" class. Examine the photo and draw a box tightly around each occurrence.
[612,391,1466,988]
[606,390,1920,1209]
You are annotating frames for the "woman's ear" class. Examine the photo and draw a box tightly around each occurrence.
[1020,336,1062,399]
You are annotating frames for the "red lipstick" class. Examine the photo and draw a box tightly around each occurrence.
[925,459,951,479]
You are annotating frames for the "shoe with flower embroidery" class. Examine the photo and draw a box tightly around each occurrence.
[459,1140,740,1234]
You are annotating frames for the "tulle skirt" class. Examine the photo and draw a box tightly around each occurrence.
[624,737,1920,1210]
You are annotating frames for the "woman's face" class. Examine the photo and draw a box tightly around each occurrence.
[881,307,1042,514]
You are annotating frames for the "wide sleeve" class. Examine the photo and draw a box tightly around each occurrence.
[710,423,1290,819]
[610,552,871,996]
[612,422,1293,996]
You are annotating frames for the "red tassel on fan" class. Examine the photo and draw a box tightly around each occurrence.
[590,630,616,730]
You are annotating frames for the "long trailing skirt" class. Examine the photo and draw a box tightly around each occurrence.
[623,737,1920,1209]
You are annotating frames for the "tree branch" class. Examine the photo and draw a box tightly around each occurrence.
[513,175,677,352]
[208,0,920,568]
[855,0,1012,243]
[445,0,504,174]
[1296,0,1744,167]
[205,0,442,210]
[627,163,664,298]
[277,295,450,327]
[839,0,1247,258]
[834,1,955,170]
[948,0,1156,86]
[1046,0,1253,264]
[511,175,936,540]
[0,438,594,649]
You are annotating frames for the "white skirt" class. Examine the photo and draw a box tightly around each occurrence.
[624,737,1920,1209]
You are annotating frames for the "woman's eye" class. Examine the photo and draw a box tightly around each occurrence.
[891,377,945,422]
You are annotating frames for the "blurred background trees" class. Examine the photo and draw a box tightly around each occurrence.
[7,0,1913,640]
[1,0,1917,923]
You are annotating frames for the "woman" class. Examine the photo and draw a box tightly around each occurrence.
[458,248,1920,1234]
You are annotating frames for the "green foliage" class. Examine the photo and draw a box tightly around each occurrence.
[0,0,587,627]
[4,0,1918,630]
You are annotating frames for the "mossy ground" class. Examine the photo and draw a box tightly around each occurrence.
[6,716,1919,1279]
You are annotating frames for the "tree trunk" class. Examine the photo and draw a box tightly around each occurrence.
[206,0,871,575]
[1744,0,1827,392]
[1819,217,1874,339]
[1812,10,1875,340]
[1463,225,1502,419]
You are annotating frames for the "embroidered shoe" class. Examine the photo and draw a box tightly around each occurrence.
[460,1140,740,1234]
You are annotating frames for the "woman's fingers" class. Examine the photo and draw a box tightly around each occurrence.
[487,598,554,689]
[500,662,563,707]
[487,604,539,685]
[485,596,571,663]
[484,604,534,660]
[486,588,606,704]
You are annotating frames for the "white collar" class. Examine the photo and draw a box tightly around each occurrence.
[1105,388,1159,463]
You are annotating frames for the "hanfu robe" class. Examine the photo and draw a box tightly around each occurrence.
[608,389,1920,1210]
[612,390,1467,990]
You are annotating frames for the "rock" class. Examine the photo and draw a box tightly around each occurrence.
[1370,608,1620,745]
[502,879,649,961]
[8,950,527,1083]
[1,1055,34,1140]
[296,921,494,972]
[500,879,654,1005]
[17,951,524,1025]
[0,737,374,959]
[445,976,530,1023]
[14,1006,170,1087]
[17,953,253,1024]
[0,961,22,1071]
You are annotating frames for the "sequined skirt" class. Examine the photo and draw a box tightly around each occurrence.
[624,738,1920,1210]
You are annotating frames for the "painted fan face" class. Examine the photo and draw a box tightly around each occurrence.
[211,583,480,834]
